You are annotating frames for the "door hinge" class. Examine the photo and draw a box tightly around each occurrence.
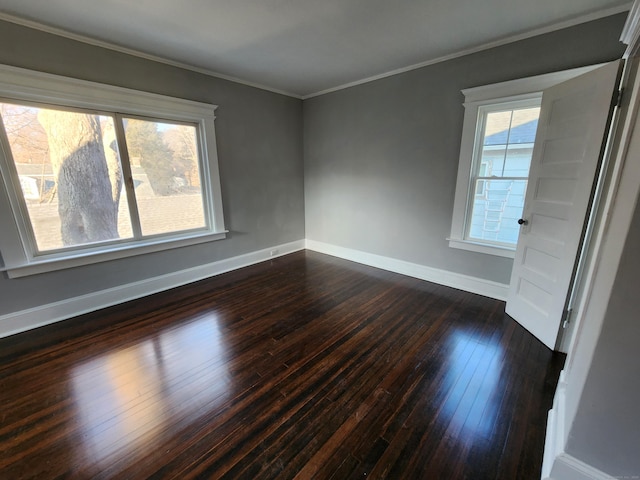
[615,88,625,108]
[562,308,573,329]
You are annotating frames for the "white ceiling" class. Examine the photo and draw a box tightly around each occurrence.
[0,0,631,98]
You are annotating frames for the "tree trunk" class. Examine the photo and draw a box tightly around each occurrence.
[38,110,121,246]
[101,120,123,205]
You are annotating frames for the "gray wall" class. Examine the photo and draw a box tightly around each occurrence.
[0,14,629,317]
[565,195,640,476]
[304,14,628,285]
[0,20,305,316]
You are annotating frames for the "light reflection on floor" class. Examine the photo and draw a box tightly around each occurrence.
[71,314,230,469]
[439,330,502,439]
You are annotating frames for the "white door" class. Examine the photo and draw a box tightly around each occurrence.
[506,60,622,350]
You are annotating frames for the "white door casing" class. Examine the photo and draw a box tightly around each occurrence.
[505,60,622,351]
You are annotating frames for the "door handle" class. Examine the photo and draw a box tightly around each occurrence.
[518,218,528,225]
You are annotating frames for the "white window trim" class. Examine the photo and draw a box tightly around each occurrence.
[449,65,601,259]
[0,64,227,278]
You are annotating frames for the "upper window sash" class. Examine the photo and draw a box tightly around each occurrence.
[0,64,226,277]
[470,99,541,179]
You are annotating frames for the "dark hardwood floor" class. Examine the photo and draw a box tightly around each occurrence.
[0,250,564,479]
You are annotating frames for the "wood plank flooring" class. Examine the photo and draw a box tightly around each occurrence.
[0,250,565,479]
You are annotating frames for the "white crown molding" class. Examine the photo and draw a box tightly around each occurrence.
[305,240,509,301]
[0,240,305,339]
[0,12,303,100]
[0,4,631,101]
[303,3,632,99]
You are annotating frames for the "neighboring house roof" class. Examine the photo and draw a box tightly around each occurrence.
[484,119,538,145]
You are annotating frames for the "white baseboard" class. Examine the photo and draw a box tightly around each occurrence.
[0,239,305,339]
[0,239,510,339]
[542,371,615,480]
[543,370,568,478]
[305,239,509,301]
[0,238,617,480]
[545,454,616,480]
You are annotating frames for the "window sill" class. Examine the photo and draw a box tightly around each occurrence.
[2,230,227,278]
[448,238,516,259]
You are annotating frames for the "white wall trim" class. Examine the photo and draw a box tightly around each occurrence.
[561,55,640,449]
[461,65,600,103]
[545,454,616,480]
[0,239,305,339]
[0,4,629,101]
[450,65,602,260]
[447,238,516,259]
[621,0,640,57]
[305,239,509,301]
[0,238,510,340]
[303,3,631,99]
[0,12,301,100]
[0,64,227,275]
[543,377,616,480]
[542,370,568,478]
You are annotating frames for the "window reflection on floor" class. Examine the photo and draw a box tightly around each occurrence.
[70,314,229,469]
[439,330,502,440]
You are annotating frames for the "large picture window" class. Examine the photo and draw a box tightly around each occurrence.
[0,65,225,277]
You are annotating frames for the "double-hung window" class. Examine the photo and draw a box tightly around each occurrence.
[467,99,541,246]
[449,66,598,258]
[0,65,226,277]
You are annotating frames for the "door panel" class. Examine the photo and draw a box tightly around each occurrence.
[506,61,622,350]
